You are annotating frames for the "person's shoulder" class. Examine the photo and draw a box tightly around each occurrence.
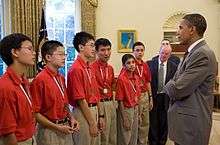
[118,71,127,81]
[147,57,157,65]
[108,63,114,70]
[32,69,51,84]
[168,59,178,68]
[68,63,83,77]
[0,75,12,89]
[0,76,16,99]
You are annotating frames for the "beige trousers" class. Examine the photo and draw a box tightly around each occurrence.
[101,101,117,145]
[36,123,74,145]
[138,92,150,145]
[117,106,138,145]
[0,137,36,145]
[72,107,100,145]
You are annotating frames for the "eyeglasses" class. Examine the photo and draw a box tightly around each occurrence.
[84,44,95,48]
[20,46,34,52]
[53,53,67,57]
[134,49,144,52]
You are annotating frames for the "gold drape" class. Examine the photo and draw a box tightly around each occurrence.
[10,0,44,77]
[81,0,98,37]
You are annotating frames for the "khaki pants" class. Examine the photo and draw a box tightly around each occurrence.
[117,106,138,145]
[0,137,36,145]
[36,123,74,145]
[101,101,117,145]
[138,92,150,145]
[72,107,100,145]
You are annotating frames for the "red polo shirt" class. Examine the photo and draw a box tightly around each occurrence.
[67,56,100,107]
[30,66,69,121]
[115,69,141,108]
[135,60,151,92]
[0,67,35,141]
[91,60,115,100]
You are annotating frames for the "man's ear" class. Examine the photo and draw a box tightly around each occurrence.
[11,48,19,58]
[191,26,197,34]
[45,54,51,62]
[79,44,84,51]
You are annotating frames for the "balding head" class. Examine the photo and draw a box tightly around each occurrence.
[159,45,172,62]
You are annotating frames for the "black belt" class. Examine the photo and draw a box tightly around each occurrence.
[101,98,112,102]
[88,103,97,107]
[52,117,69,124]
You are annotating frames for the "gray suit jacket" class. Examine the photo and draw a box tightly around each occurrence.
[164,40,217,145]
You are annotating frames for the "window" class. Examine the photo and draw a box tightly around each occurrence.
[46,0,80,77]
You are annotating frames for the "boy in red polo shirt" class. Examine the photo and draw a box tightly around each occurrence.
[30,40,79,145]
[132,41,153,145]
[116,54,141,145]
[0,33,36,145]
[67,32,104,145]
[91,38,116,145]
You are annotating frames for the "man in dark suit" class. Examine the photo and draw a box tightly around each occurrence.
[163,14,217,145]
[147,45,178,145]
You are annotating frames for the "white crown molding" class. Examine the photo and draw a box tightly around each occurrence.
[163,11,187,30]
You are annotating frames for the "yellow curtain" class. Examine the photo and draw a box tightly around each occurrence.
[10,0,44,77]
[81,0,98,37]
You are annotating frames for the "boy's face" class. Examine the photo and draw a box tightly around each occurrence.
[124,58,136,72]
[96,45,111,62]
[81,39,96,61]
[133,45,144,60]
[14,40,36,66]
[48,46,66,68]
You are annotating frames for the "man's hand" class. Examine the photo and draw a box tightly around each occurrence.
[57,125,75,134]
[89,123,99,137]
[70,117,80,132]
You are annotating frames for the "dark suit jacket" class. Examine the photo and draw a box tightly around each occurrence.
[147,57,178,110]
[164,40,217,145]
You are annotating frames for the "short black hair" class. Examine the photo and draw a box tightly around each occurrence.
[0,33,32,66]
[122,54,135,65]
[183,13,207,37]
[95,38,111,51]
[41,40,64,61]
[73,31,95,52]
[161,39,170,42]
[132,41,145,51]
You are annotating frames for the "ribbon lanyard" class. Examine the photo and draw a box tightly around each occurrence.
[19,85,32,107]
[100,67,108,82]
[53,77,65,99]
[136,66,143,77]
[129,80,137,93]
[85,68,92,85]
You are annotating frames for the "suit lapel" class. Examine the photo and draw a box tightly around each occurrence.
[154,59,159,84]
[165,61,171,83]
[179,40,206,73]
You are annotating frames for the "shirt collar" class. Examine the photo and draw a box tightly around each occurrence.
[158,59,167,66]
[135,59,144,66]
[6,67,28,86]
[97,59,108,67]
[45,66,59,77]
[188,38,204,53]
[124,69,136,80]
[77,55,90,69]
